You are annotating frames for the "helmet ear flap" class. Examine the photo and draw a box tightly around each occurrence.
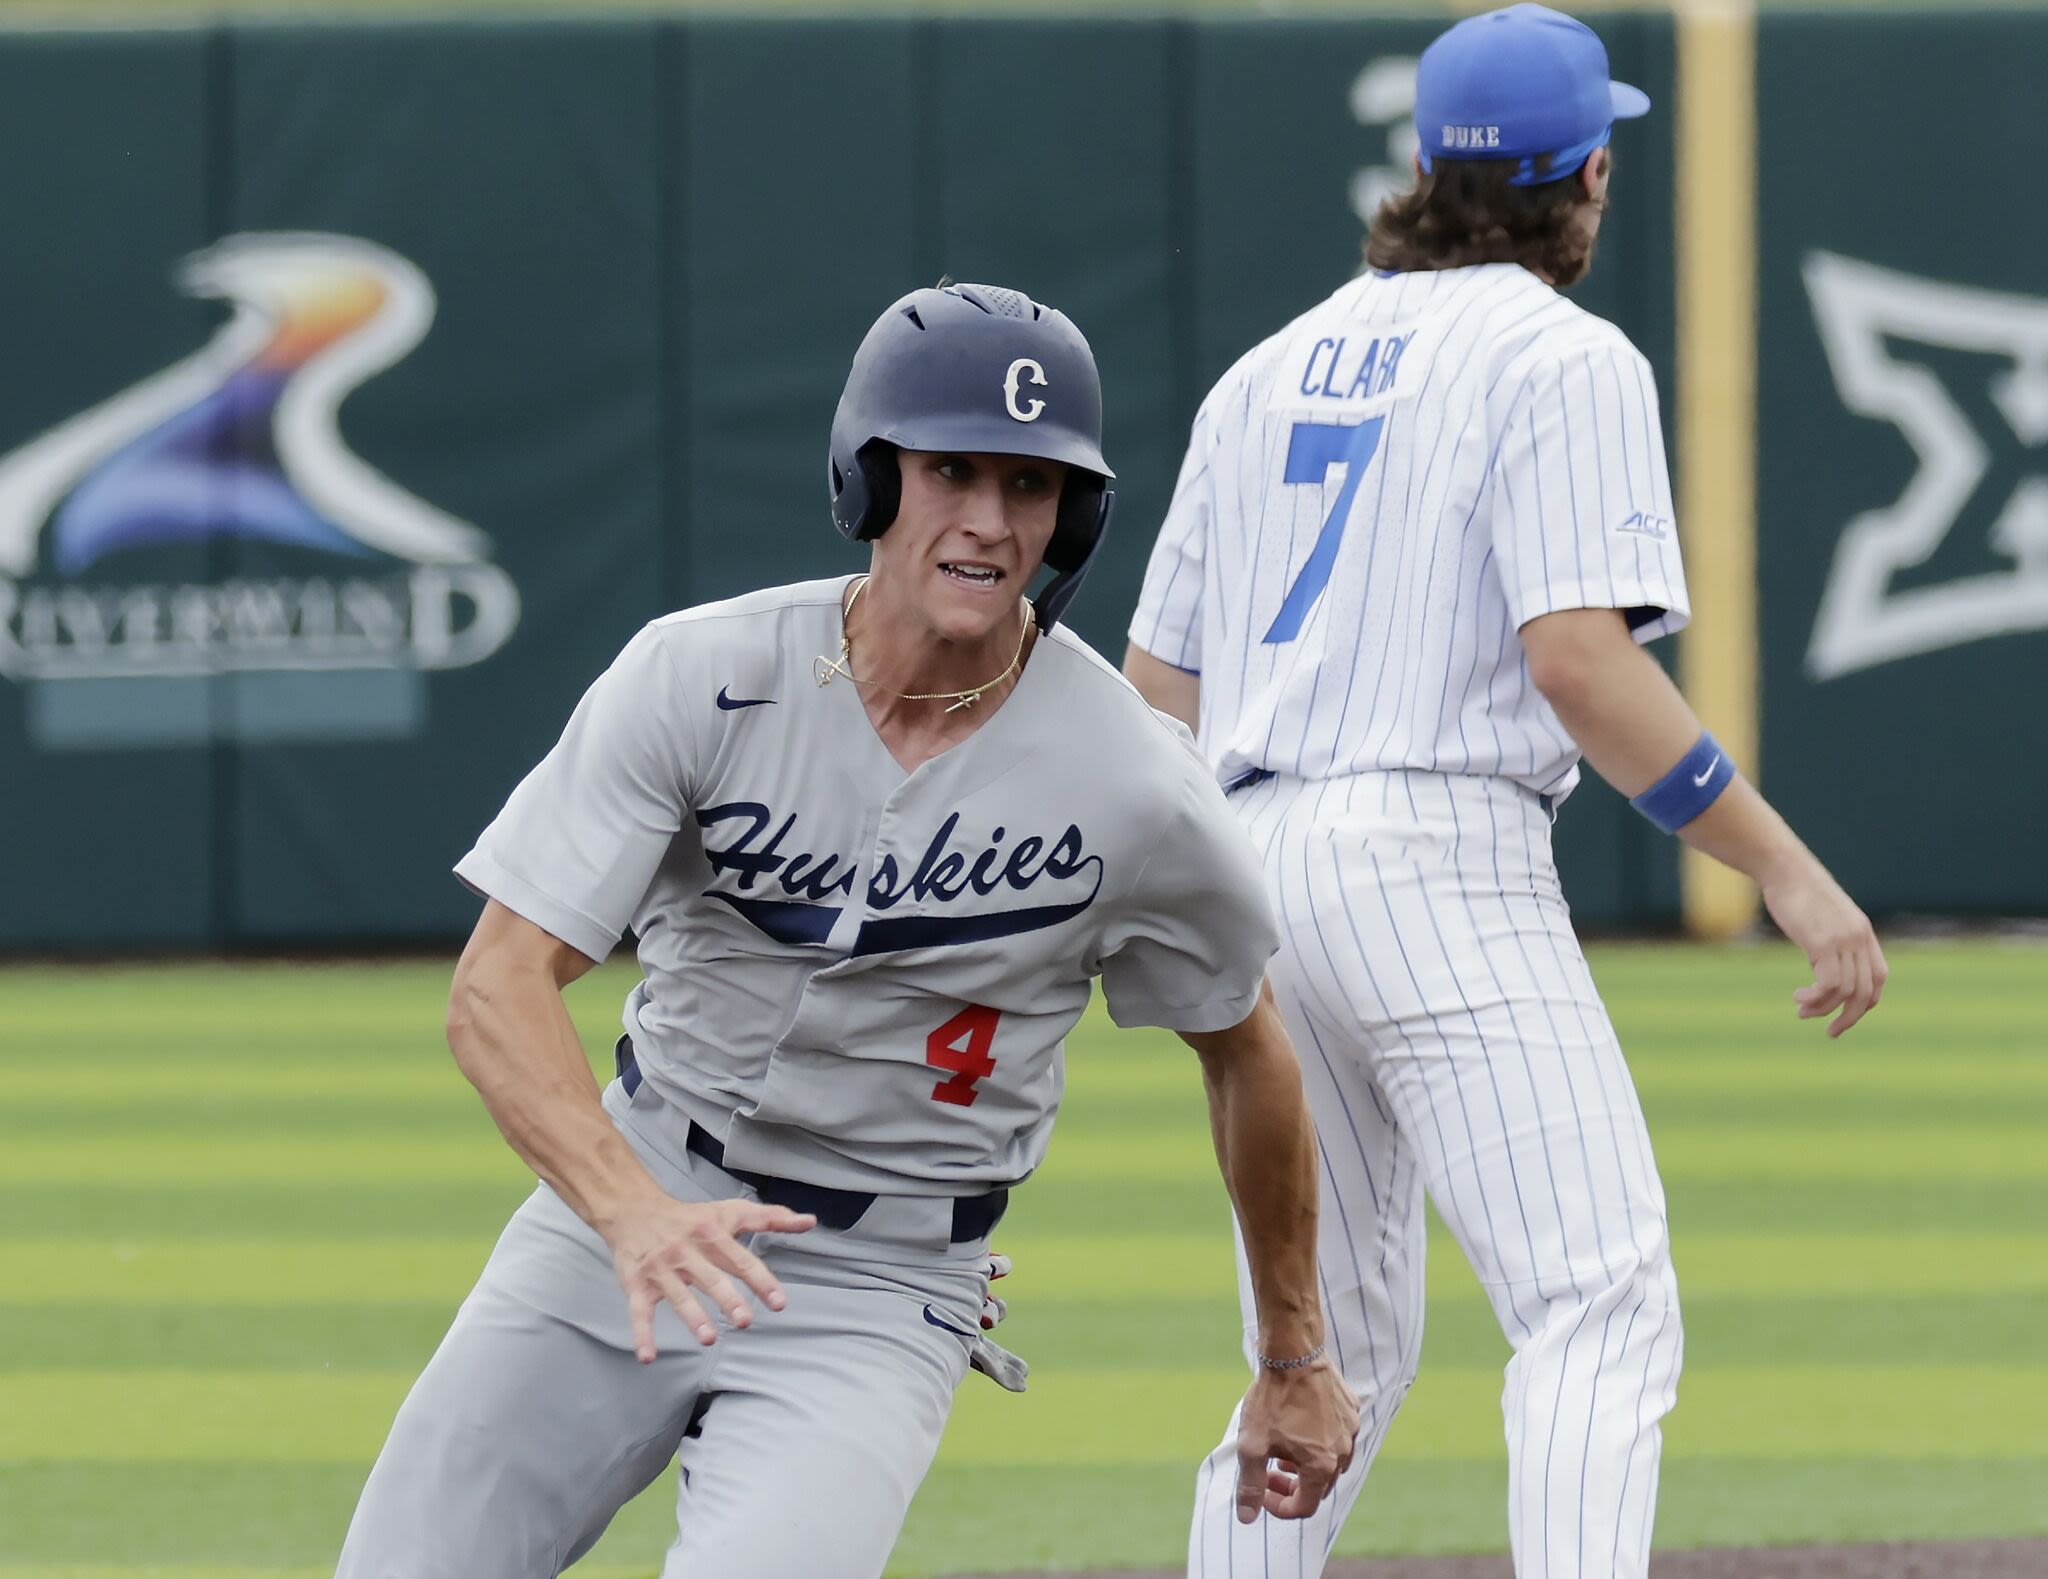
[829,439,903,543]
[856,441,901,542]
[1046,472,1108,573]
[828,445,869,542]
[1034,478,1114,632]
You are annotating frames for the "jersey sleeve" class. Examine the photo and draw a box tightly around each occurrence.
[454,621,699,963]
[1094,732,1278,1033]
[1126,398,1218,673]
[1488,341,1691,644]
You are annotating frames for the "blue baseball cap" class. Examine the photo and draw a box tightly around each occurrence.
[1414,3,1651,187]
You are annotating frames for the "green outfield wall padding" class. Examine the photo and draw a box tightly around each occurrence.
[923,20,1184,642]
[0,31,220,949]
[670,19,916,610]
[0,13,1700,952]
[1755,13,2048,917]
[214,21,669,943]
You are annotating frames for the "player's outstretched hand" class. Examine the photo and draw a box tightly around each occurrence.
[1760,857,1889,1038]
[1233,1359,1359,1522]
[603,1192,816,1363]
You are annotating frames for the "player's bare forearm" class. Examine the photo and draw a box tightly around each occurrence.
[1522,607,1887,1033]
[1181,985,1321,1355]
[1519,608,1810,879]
[1521,608,1840,879]
[1122,642,1201,733]
[446,899,666,1232]
[448,902,814,1356]
[1184,986,1359,1521]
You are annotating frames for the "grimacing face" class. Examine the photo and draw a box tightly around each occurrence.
[873,449,1067,644]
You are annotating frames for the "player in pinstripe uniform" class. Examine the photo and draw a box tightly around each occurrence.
[1123,8,1888,1577]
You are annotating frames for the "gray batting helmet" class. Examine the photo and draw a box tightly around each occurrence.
[827,282,1116,631]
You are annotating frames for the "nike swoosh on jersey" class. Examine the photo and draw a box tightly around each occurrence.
[716,687,775,710]
[922,1304,976,1338]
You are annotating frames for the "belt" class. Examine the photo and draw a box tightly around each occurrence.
[613,1036,1006,1243]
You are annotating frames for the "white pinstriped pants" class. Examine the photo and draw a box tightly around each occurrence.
[1190,771,1683,1579]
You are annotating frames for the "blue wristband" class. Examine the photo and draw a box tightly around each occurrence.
[1630,732,1735,834]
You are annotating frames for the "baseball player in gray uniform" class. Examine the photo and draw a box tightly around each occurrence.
[336,282,1357,1579]
[1122,7,1888,1577]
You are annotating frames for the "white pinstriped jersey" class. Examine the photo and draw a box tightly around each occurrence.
[1131,262,1689,801]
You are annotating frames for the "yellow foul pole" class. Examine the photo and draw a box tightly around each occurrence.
[1675,0,1759,938]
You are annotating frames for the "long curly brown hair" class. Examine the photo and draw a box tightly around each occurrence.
[1364,152,1609,288]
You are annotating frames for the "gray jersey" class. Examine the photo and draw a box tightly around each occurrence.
[455,576,1276,1196]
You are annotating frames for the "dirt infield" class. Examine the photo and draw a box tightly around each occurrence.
[965,1540,2048,1579]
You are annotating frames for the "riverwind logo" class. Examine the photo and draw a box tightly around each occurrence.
[695,803,1103,956]
[1803,252,2048,679]
[0,232,519,747]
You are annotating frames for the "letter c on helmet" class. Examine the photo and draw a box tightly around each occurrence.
[1003,358,1048,423]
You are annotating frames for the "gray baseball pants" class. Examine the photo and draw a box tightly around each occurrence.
[335,1077,991,1579]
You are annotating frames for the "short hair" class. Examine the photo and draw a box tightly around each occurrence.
[1364,152,1605,288]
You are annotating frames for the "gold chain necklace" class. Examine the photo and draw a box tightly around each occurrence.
[813,575,1033,714]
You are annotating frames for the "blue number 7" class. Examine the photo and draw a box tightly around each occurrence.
[1261,416,1386,644]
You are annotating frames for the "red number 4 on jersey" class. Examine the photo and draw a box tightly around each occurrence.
[926,1005,999,1106]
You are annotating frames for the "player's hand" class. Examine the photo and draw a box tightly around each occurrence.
[1233,1357,1359,1522]
[1759,857,1889,1037]
[603,1191,816,1363]
[979,1250,1012,1331]
[968,1251,1029,1392]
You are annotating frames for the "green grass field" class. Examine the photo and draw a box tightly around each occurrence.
[2,940,2045,1578]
